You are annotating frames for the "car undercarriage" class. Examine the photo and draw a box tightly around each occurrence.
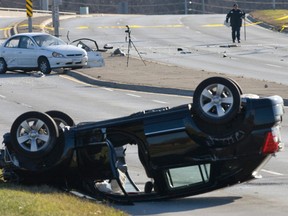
[0,77,284,204]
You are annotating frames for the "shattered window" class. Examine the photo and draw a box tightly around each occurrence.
[166,164,210,188]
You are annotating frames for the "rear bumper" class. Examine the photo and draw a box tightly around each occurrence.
[246,95,284,126]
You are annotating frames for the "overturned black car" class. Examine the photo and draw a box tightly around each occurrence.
[0,77,284,203]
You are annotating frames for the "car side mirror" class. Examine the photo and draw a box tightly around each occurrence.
[104,44,113,50]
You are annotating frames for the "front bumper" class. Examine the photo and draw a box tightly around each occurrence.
[49,56,88,69]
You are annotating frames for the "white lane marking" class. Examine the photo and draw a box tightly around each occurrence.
[266,64,282,68]
[102,87,113,92]
[0,94,32,107]
[61,75,117,93]
[152,100,168,104]
[126,93,141,98]
[20,103,33,108]
[261,169,284,176]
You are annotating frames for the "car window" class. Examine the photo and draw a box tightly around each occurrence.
[26,38,35,48]
[19,36,34,49]
[165,164,210,189]
[4,37,20,48]
[33,34,66,47]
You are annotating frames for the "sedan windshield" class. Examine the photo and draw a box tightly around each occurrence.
[32,35,66,47]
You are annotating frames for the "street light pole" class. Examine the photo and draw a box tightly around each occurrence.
[185,0,192,14]
[184,0,188,14]
[202,0,205,14]
[52,0,61,37]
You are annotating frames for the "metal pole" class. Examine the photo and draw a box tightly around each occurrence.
[52,0,60,37]
[184,0,188,14]
[272,0,276,9]
[28,17,32,32]
[244,18,246,41]
[40,0,49,11]
[202,0,205,14]
[26,0,33,32]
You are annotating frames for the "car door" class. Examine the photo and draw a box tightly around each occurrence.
[17,36,38,67]
[1,36,20,68]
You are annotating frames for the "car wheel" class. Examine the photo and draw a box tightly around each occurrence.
[9,111,59,159]
[45,110,75,130]
[0,58,7,74]
[227,77,243,95]
[38,57,51,74]
[192,77,241,124]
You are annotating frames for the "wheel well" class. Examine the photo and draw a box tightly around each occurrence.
[38,56,48,63]
[0,57,7,73]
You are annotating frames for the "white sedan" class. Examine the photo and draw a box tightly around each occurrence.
[0,32,88,74]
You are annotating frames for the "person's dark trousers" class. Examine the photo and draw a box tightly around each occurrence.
[232,26,241,42]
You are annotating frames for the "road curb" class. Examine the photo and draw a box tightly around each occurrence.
[65,70,194,97]
[247,15,288,33]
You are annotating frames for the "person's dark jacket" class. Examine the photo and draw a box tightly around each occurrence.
[226,9,245,28]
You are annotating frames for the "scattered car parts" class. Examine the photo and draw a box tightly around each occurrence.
[70,38,111,68]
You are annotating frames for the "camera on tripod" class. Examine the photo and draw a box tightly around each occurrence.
[124,24,146,67]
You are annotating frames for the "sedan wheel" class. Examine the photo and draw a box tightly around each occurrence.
[38,57,52,74]
[9,111,59,159]
[192,77,241,124]
[0,58,7,74]
[46,110,75,130]
[227,77,243,95]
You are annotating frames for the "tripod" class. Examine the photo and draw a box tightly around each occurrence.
[125,25,146,67]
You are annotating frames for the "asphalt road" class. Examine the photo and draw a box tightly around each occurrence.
[58,14,288,85]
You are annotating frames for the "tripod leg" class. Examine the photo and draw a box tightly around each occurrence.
[130,40,146,66]
[126,40,131,67]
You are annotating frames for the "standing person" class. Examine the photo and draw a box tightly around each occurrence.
[226,3,245,43]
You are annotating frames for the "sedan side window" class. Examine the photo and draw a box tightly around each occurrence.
[18,37,35,49]
[4,37,20,48]
[165,164,210,189]
[26,38,35,49]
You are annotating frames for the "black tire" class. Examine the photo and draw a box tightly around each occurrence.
[192,77,241,124]
[0,58,7,74]
[45,110,75,130]
[38,57,51,74]
[144,181,154,193]
[10,111,59,159]
[227,77,243,95]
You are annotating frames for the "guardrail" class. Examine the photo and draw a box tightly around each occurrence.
[0,7,76,15]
